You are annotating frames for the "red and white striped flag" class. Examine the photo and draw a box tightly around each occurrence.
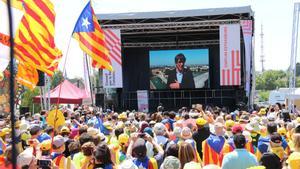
[103,29,123,88]
[104,29,122,66]
[220,24,241,86]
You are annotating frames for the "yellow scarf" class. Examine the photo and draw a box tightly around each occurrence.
[271,146,284,160]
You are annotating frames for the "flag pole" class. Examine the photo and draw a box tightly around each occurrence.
[85,53,94,106]
[6,0,17,168]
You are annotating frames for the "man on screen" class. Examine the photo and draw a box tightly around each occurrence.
[167,53,195,89]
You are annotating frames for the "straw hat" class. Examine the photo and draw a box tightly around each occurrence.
[181,127,192,140]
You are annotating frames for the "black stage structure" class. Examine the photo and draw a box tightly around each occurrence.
[97,6,254,111]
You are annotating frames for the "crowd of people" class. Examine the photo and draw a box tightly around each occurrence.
[0,103,299,169]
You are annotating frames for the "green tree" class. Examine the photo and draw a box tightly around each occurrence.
[20,88,41,113]
[51,71,64,89]
[258,90,270,102]
[255,70,288,90]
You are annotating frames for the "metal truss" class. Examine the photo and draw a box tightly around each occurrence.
[123,39,219,48]
[101,19,240,30]
[121,27,220,35]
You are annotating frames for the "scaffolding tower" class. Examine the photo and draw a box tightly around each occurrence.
[289,3,300,112]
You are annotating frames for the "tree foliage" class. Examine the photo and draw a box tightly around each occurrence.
[255,70,288,90]
[258,90,270,102]
[51,71,64,89]
[20,88,41,113]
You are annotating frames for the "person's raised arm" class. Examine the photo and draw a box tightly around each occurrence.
[126,133,138,157]
[145,134,164,155]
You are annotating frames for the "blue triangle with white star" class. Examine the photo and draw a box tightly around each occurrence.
[73,2,95,33]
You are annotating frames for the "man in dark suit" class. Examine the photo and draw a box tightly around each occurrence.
[166,53,195,89]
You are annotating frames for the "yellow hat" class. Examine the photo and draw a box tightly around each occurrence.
[103,122,113,130]
[40,140,51,151]
[60,126,70,133]
[225,120,235,128]
[0,128,11,137]
[277,127,287,136]
[258,109,266,115]
[296,117,300,123]
[21,132,31,141]
[118,113,127,119]
[118,133,129,144]
[196,118,207,126]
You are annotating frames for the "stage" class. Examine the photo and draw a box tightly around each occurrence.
[97,6,254,111]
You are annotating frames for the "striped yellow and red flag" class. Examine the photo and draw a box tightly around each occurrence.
[16,63,38,90]
[14,0,62,76]
[73,1,113,71]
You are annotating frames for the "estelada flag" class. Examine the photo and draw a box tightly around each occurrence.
[73,1,113,71]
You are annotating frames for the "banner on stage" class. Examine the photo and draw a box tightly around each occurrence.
[137,90,149,112]
[220,24,241,86]
[103,29,123,88]
[240,20,253,96]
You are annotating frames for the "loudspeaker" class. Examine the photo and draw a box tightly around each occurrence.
[20,107,29,115]
[37,70,45,86]
[95,93,104,107]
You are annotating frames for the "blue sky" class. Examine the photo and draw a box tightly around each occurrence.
[62,0,300,78]
[149,49,209,67]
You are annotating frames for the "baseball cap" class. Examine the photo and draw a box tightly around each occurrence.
[161,156,181,169]
[196,118,207,126]
[118,133,129,144]
[53,135,65,148]
[103,121,113,130]
[40,140,52,151]
[232,124,243,134]
[0,128,10,137]
[118,113,127,119]
[143,127,154,137]
[60,126,70,133]
[277,127,287,136]
[17,151,35,167]
[225,120,235,128]
[258,109,266,115]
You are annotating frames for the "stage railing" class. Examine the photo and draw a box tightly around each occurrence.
[121,89,245,111]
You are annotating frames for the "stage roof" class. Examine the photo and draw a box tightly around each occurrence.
[96,6,254,48]
[97,6,253,20]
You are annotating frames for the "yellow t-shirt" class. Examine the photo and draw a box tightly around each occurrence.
[287,152,300,169]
